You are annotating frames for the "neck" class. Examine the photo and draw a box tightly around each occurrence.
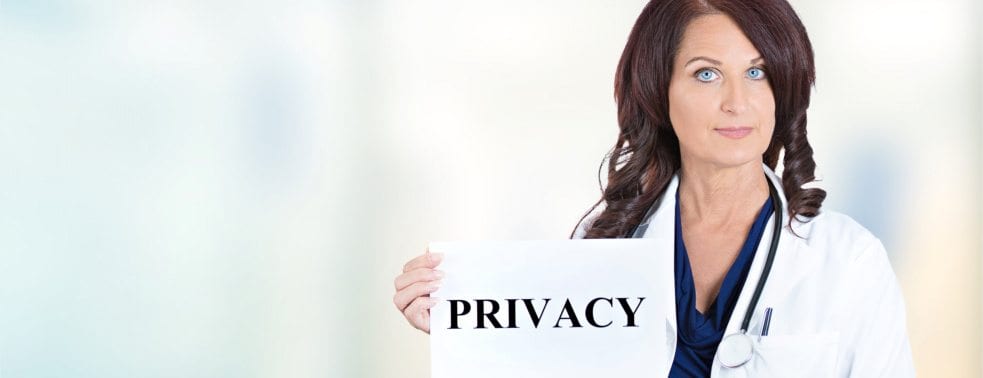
[677,159,769,224]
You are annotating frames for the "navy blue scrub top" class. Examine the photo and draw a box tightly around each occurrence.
[668,189,774,378]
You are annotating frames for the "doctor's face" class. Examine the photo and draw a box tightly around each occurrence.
[668,14,775,168]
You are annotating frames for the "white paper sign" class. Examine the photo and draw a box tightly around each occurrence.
[428,239,672,377]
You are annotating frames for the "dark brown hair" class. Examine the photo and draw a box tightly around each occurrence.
[572,0,825,239]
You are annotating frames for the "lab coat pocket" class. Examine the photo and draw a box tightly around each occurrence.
[752,332,839,378]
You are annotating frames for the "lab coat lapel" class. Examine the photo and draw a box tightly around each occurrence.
[636,174,680,370]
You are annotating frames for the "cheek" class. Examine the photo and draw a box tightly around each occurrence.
[668,85,712,135]
[749,87,776,133]
[753,87,776,116]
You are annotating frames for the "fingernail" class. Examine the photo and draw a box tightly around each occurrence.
[430,280,442,290]
[428,297,441,308]
[433,270,445,279]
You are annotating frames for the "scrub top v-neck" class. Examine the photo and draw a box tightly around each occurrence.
[668,190,774,378]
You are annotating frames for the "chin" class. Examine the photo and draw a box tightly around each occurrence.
[706,149,766,168]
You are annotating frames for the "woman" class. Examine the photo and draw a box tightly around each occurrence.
[393,0,915,376]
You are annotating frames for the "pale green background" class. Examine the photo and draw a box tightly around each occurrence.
[0,0,980,377]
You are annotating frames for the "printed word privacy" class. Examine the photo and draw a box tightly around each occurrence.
[447,297,645,329]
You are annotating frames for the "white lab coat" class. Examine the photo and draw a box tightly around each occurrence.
[573,163,915,377]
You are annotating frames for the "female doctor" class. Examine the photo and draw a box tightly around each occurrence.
[393,0,916,376]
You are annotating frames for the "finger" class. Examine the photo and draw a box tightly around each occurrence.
[402,251,444,273]
[393,280,441,312]
[394,268,444,291]
[404,296,439,333]
[403,296,433,332]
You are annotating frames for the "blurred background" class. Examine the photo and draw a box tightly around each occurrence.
[0,0,980,377]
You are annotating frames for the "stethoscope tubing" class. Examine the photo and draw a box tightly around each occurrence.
[627,175,783,335]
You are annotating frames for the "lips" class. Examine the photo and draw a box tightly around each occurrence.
[714,127,753,139]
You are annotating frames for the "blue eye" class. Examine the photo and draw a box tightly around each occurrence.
[747,67,766,80]
[696,69,718,82]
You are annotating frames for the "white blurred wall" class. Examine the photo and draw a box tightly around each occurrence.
[0,1,979,377]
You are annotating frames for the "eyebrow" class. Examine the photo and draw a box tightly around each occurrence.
[684,56,765,67]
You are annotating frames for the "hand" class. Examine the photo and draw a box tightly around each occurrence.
[393,248,444,334]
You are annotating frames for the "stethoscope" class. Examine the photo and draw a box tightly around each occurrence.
[627,175,783,369]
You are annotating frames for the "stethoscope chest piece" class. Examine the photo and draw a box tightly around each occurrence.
[717,332,754,368]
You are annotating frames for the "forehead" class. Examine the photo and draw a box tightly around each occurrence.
[676,14,762,63]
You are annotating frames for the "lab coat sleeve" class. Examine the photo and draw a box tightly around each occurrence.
[570,202,605,239]
[846,238,916,377]
[571,217,590,239]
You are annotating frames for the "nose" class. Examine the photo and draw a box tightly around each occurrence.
[720,80,749,115]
